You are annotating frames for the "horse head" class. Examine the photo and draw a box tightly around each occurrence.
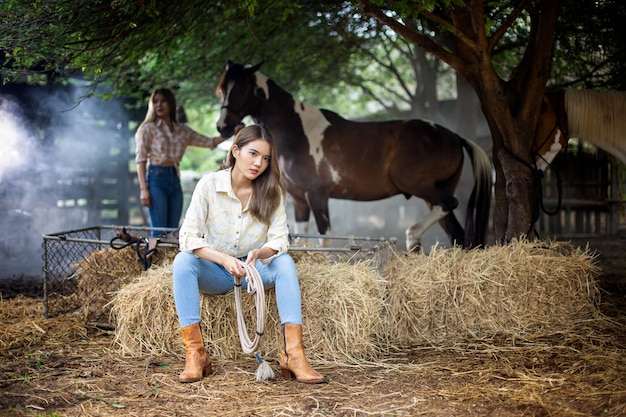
[216,61,263,137]
[532,90,568,171]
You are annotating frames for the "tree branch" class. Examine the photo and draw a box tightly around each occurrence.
[355,0,464,70]
[516,0,561,121]
[487,0,530,53]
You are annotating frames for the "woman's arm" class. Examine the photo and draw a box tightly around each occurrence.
[192,246,250,278]
[135,124,151,207]
[259,196,289,262]
[136,161,150,207]
[245,247,279,265]
[183,123,245,149]
[183,125,227,149]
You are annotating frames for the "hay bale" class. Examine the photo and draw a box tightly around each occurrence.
[383,239,602,346]
[298,260,389,362]
[110,239,602,361]
[73,246,178,323]
[111,258,387,363]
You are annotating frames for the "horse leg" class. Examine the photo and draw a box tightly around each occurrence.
[405,206,449,252]
[305,192,332,247]
[406,193,459,252]
[440,212,465,247]
[290,195,311,245]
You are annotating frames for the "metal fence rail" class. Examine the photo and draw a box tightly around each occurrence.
[42,226,397,318]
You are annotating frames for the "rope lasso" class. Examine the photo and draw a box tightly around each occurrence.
[233,263,266,354]
[233,262,275,381]
[109,228,154,270]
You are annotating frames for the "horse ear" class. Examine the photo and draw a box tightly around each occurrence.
[226,60,233,70]
[249,61,264,73]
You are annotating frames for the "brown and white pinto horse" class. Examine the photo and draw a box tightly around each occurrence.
[533,89,626,169]
[216,62,492,250]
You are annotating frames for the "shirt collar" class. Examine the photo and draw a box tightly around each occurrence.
[215,168,233,194]
[155,118,178,131]
[215,168,250,211]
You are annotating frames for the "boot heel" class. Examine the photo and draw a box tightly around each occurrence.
[281,368,294,379]
[203,363,212,377]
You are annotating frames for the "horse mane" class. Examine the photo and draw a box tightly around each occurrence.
[564,89,626,163]
[215,70,227,98]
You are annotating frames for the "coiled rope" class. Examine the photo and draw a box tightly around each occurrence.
[233,263,266,354]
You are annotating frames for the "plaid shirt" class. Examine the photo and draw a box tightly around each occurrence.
[179,168,289,261]
[135,119,214,166]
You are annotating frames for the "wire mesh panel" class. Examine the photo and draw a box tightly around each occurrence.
[42,225,175,318]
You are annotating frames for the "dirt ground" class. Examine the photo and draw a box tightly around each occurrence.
[1,236,625,417]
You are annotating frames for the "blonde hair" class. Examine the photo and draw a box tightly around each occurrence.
[222,124,286,225]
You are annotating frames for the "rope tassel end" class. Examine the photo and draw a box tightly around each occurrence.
[255,353,275,382]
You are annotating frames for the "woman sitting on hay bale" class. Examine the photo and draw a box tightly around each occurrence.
[172,124,324,384]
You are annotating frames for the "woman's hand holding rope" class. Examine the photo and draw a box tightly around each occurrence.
[224,249,261,277]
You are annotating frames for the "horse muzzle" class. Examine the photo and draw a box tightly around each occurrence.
[217,124,234,138]
[217,108,242,138]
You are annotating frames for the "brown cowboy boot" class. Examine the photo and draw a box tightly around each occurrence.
[179,323,212,383]
[279,324,324,384]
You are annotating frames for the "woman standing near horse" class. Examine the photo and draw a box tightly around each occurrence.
[135,88,227,237]
[171,124,324,384]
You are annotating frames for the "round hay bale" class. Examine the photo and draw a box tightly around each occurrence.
[73,246,178,323]
[383,239,602,346]
[111,257,387,363]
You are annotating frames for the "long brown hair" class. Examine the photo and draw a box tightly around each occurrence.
[222,124,286,225]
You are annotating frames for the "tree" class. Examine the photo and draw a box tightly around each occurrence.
[354,0,626,243]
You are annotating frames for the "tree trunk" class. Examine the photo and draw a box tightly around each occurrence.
[494,140,535,242]
[482,111,535,243]
[407,48,440,120]
[454,73,478,141]
[417,50,439,121]
[451,1,561,244]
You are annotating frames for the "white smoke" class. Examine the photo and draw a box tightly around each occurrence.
[0,85,131,281]
[0,100,32,182]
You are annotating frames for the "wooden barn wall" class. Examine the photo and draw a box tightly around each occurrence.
[534,147,622,238]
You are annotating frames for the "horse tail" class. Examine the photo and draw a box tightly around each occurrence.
[460,138,492,248]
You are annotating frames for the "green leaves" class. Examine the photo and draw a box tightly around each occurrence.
[1,0,624,108]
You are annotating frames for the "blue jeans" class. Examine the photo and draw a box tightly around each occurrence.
[172,251,302,328]
[147,166,182,237]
